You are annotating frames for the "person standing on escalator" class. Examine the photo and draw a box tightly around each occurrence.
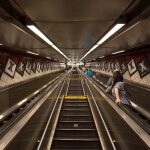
[86,67,93,78]
[111,71,131,106]
[106,69,120,93]
[106,70,131,105]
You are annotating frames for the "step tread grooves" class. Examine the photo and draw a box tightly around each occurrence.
[54,137,99,141]
[56,129,97,131]
[58,121,94,122]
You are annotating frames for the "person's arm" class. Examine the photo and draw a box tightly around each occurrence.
[107,78,112,87]
[105,85,112,93]
[114,88,122,104]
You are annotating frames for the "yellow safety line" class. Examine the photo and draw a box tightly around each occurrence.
[64,95,87,99]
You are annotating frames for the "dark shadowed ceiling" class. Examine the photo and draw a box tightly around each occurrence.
[0,0,150,63]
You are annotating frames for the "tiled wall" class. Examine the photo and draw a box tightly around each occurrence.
[89,49,150,87]
[0,49,65,89]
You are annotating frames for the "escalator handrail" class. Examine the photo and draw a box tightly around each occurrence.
[37,70,72,150]
[92,76,150,134]
[81,70,117,150]
[0,73,66,137]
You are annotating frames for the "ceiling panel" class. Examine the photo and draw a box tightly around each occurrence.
[0,20,63,60]
[1,0,149,63]
[15,0,133,62]
[84,18,150,61]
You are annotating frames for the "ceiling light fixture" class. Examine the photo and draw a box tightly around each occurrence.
[89,45,99,52]
[46,57,51,59]
[27,51,39,55]
[27,25,71,61]
[79,23,125,62]
[112,50,125,54]
[27,25,53,45]
[97,24,125,45]
[79,44,99,62]
[99,56,105,58]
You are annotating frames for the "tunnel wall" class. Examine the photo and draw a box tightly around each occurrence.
[0,48,64,89]
[89,49,150,87]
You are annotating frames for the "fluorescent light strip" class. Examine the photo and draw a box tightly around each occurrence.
[89,44,99,52]
[79,45,99,62]
[27,25,53,45]
[112,50,125,54]
[79,23,125,62]
[0,115,4,119]
[27,51,39,55]
[46,57,51,59]
[0,43,3,45]
[97,24,125,45]
[27,25,71,62]
[99,56,105,58]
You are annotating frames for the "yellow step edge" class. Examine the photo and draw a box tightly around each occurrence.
[64,95,87,100]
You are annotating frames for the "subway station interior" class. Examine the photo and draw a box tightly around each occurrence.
[0,0,150,150]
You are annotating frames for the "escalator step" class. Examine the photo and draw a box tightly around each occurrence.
[59,115,93,121]
[67,92,84,95]
[63,102,89,106]
[55,129,98,138]
[52,149,100,150]
[57,121,96,129]
[62,106,90,109]
[60,109,91,115]
[64,100,88,102]
[52,138,101,149]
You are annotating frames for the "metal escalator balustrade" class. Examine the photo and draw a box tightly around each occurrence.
[0,72,68,150]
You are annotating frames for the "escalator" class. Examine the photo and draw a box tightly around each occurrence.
[1,68,149,150]
[92,71,150,134]
[0,71,67,150]
[51,70,101,149]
